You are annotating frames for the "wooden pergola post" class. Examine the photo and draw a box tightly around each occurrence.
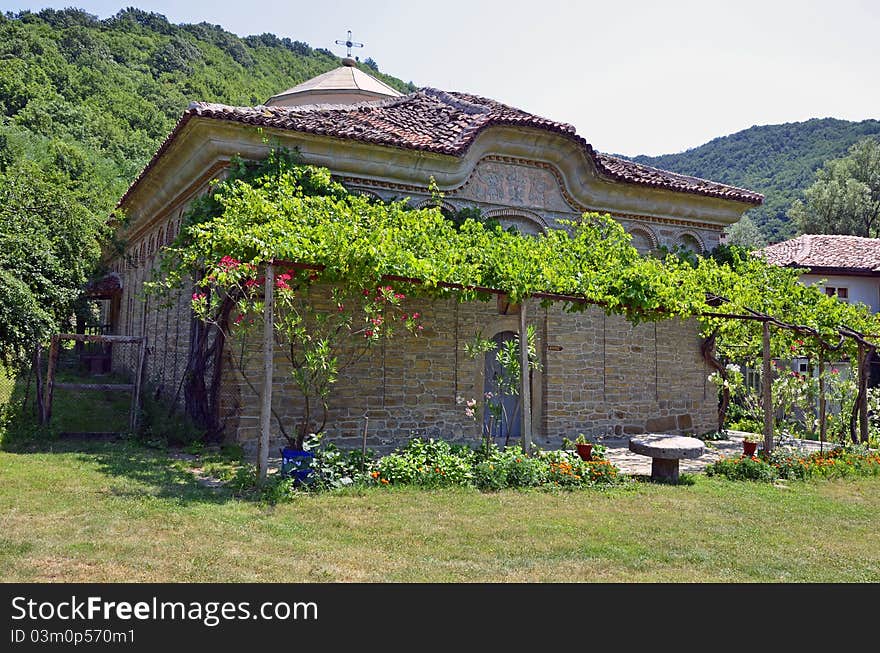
[42,335,60,425]
[762,320,774,454]
[818,353,826,452]
[519,301,532,454]
[258,263,275,484]
[858,342,869,444]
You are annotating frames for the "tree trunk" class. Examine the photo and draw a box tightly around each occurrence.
[700,330,728,432]
[183,290,236,440]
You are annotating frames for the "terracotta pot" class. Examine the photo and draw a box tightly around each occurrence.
[575,443,593,461]
[742,441,758,456]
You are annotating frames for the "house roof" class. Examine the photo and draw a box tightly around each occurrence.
[266,62,402,106]
[119,87,765,208]
[759,234,880,273]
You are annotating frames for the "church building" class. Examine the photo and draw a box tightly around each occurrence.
[107,56,763,452]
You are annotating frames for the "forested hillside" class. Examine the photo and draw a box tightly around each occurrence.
[631,118,880,243]
[0,7,413,214]
[0,7,414,367]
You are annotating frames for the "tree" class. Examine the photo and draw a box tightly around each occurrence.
[0,162,105,368]
[789,137,880,237]
[723,215,766,250]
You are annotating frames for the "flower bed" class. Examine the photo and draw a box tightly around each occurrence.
[705,445,880,482]
[260,436,624,501]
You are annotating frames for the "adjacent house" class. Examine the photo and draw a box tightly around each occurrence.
[106,59,763,453]
[760,233,880,384]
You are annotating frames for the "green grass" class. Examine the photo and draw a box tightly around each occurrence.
[2,439,879,582]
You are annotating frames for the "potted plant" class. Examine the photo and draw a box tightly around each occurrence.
[573,433,593,461]
[742,434,759,457]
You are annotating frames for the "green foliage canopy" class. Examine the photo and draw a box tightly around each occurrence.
[0,161,105,367]
[789,137,880,238]
[156,154,880,371]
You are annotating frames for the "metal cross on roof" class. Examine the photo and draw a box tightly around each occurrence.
[335,30,364,58]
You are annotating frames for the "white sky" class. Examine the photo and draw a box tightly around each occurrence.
[3,0,880,156]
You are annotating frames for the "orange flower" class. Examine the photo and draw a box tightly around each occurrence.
[380,478,389,484]
[371,471,380,479]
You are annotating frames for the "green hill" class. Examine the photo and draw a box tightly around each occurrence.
[630,118,880,243]
[0,7,414,215]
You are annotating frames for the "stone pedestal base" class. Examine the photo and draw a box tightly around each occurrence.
[651,457,680,483]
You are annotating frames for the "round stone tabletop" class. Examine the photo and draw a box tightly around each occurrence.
[628,434,705,460]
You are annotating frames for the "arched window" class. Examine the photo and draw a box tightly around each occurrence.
[675,232,705,255]
[629,228,657,256]
[483,209,547,236]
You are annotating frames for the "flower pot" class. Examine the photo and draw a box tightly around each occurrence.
[280,447,315,483]
[575,443,593,461]
[742,441,758,457]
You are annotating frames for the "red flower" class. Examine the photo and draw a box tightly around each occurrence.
[218,255,240,270]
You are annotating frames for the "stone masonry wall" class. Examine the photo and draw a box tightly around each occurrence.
[226,294,716,457]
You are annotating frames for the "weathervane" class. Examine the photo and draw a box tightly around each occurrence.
[335,30,364,58]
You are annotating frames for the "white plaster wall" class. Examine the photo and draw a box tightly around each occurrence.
[801,274,880,313]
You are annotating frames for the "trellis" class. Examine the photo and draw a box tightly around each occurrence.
[250,260,879,482]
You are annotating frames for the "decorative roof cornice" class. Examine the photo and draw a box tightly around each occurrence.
[118,89,764,209]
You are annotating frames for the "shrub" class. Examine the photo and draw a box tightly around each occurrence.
[309,439,375,490]
[706,445,880,482]
[374,438,474,487]
[705,455,779,482]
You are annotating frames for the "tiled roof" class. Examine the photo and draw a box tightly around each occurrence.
[759,234,880,272]
[119,88,764,207]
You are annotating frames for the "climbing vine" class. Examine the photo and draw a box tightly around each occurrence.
[151,148,880,444]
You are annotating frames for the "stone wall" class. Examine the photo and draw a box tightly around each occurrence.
[224,293,715,457]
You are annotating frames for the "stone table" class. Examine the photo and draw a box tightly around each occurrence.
[628,434,705,483]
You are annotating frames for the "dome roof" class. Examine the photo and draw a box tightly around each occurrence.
[266,59,402,107]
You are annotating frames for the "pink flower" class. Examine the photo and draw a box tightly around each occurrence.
[412,312,420,319]
[464,407,475,418]
[365,330,374,338]
[192,292,206,301]
[337,304,345,312]
[234,314,244,325]
[218,255,240,270]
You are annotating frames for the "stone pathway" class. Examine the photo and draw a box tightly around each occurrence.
[600,431,836,476]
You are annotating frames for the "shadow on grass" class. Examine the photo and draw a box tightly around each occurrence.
[629,473,698,486]
[4,436,253,506]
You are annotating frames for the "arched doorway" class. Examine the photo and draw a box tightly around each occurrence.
[483,331,522,445]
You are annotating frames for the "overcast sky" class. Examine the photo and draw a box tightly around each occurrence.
[4,0,880,156]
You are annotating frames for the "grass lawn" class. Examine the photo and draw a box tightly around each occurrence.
[1,439,879,582]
